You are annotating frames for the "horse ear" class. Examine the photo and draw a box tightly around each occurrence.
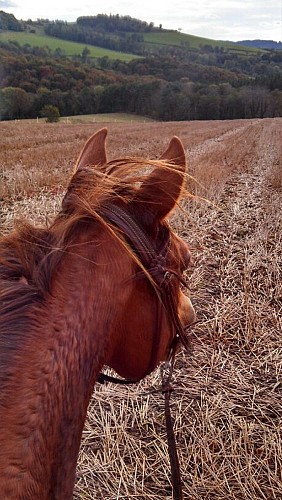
[137,136,186,220]
[75,128,108,171]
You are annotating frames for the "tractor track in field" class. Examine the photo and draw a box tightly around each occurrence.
[188,116,282,330]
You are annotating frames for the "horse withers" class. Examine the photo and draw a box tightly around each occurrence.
[0,128,195,499]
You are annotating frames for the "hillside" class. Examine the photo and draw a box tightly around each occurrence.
[0,30,137,61]
[236,39,282,50]
[0,25,257,61]
[142,31,261,54]
[44,14,262,56]
[1,11,263,57]
[0,12,281,122]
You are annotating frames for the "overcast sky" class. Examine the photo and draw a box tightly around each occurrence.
[1,0,281,42]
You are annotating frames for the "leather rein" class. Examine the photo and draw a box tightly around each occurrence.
[97,203,192,500]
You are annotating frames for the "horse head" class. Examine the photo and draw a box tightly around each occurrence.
[62,128,195,381]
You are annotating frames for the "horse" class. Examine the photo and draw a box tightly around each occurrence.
[0,128,195,499]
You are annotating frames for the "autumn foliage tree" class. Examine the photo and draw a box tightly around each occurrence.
[40,104,60,122]
[0,36,281,121]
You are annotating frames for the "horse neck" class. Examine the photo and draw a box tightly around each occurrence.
[0,226,132,498]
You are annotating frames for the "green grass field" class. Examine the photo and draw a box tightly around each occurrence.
[0,30,138,61]
[143,30,261,53]
[0,26,261,61]
[59,113,155,123]
[18,113,155,124]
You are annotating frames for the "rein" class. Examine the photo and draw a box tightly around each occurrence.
[97,203,191,500]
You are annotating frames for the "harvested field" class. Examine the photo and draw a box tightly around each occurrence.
[0,118,281,499]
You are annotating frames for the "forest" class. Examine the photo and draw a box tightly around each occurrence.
[0,10,23,31]
[0,12,281,121]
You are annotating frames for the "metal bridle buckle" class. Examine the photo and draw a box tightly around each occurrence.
[162,270,173,285]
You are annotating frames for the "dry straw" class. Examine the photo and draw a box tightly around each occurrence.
[1,118,281,499]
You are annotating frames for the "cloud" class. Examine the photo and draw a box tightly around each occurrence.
[0,0,18,7]
[154,0,280,41]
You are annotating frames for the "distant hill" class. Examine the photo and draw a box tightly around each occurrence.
[235,40,282,50]
[44,14,263,56]
[0,11,281,122]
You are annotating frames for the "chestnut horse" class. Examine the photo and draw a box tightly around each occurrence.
[0,128,195,499]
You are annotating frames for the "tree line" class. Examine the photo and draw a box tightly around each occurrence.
[76,14,158,33]
[44,22,144,55]
[0,10,23,31]
[43,14,163,55]
[0,40,281,121]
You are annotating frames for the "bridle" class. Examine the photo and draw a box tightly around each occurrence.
[97,203,191,381]
[97,203,193,500]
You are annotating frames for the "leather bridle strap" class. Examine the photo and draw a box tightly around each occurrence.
[97,203,189,500]
[97,373,137,385]
[97,203,191,385]
[161,351,183,500]
[99,203,166,269]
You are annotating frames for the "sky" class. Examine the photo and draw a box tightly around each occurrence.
[1,0,281,42]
